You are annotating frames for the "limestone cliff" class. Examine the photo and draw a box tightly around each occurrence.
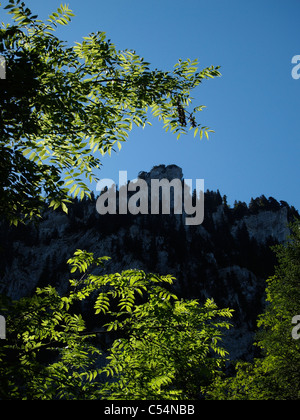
[0,165,298,360]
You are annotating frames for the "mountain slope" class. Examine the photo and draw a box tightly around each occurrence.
[0,165,298,360]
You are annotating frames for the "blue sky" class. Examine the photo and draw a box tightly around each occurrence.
[3,0,300,210]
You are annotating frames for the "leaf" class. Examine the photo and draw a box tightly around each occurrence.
[61,202,68,213]
[64,179,74,187]
[28,151,36,160]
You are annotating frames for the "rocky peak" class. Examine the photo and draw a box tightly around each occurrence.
[138,164,183,183]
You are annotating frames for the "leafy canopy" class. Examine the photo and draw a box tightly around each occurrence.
[0,0,221,225]
[0,250,233,400]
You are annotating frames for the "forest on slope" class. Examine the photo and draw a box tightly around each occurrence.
[1,169,298,362]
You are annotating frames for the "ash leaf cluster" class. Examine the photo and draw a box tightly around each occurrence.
[0,249,233,400]
[0,0,220,225]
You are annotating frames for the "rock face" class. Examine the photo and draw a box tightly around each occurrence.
[138,164,184,183]
[0,164,298,361]
[231,207,290,244]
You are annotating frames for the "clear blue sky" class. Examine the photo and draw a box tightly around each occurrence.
[3,0,300,210]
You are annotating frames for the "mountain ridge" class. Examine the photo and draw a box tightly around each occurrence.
[0,164,298,360]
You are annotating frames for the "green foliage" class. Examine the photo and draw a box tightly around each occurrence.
[206,220,300,400]
[101,297,233,399]
[0,0,220,225]
[0,283,103,399]
[0,250,233,400]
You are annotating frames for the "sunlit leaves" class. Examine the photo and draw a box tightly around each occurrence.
[101,292,233,399]
[95,293,110,315]
[0,1,220,224]
[65,251,233,400]
[0,249,233,399]
[47,4,75,27]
